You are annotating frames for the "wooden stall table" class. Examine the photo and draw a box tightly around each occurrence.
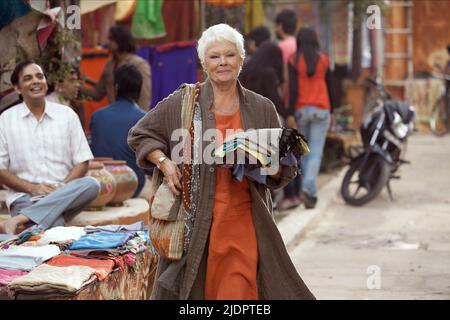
[1,198,158,300]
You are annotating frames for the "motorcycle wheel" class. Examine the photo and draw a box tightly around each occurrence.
[340,154,390,206]
[430,95,448,136]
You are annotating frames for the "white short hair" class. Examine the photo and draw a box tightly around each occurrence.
[197,24,245,65]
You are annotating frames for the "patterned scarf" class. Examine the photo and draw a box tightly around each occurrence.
[156,83,201,293]
[180,83,201,254]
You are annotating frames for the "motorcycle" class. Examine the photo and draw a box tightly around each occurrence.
[340,77,416,206]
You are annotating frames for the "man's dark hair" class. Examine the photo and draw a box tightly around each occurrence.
[109,25,136,53]
[114,64,142,102]
[10,60,43,86]
[275,9,298,35]
[248,26,271,48]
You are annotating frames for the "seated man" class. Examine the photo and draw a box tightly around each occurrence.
[90,64,146,197]
[0,61,100,235]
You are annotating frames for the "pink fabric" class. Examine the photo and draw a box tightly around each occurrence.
[278,36,297,65]
[37,24,56,50]
[123,253,136,267]
[279,36,297,105]
[0,269,28,286]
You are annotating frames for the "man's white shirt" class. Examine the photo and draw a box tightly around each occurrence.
[0,100,93,208]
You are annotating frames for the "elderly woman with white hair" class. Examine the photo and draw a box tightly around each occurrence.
[128,23,314,300]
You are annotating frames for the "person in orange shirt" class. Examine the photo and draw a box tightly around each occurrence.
[288,27,336,209]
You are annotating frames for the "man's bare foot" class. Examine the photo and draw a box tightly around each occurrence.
[0,219,18,235]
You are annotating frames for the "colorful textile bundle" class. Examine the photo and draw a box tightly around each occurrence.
[36,226,85,245]
[0,223,150,298]
[69,231,137,250]
[46,254,114,281]
[214,128,309,184]
[0,245,60,271]
[0,269,28,286]
[9,264,96,294]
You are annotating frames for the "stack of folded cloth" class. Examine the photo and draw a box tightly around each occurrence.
[0,244,61,299]
[67,227,149,272]
[36,226,86,250]
[1,222,150,299]
[215,128,309,183]
[215,128,279,168]
[0,269,29,287]
[8,264,97,299]
[0,245,61,271]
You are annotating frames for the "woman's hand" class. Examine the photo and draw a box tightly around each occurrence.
[160,159,182,196]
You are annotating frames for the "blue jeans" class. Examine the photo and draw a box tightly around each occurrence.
[296,106,330,197]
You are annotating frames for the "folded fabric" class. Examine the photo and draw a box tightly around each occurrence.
[219,142,271,167]
[216,136,273,160]
[84,221,145,233]
[36,226,86,245]
[215,128,283,167]
[0,269,29,286]
[9,264,96,293]
[231,165,267,184]
[0,245,60,271]
[16,225,45,245]
[123,253,136,268]
[136,231,150,244]
[221,136,272,156]
[0,234,18,243]
[231,151,299,184]
[69,231,136,250]
[216,128,282,154]
[121,236,147,255]
[69,251,126,272]
[46,254,114,281]
[215,128,309,165]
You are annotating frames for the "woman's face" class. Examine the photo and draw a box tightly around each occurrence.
[203,40,243,85]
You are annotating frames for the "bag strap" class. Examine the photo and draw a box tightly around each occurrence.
[180,83,200,212]
[149,83,200,206]
[181,83,200,130]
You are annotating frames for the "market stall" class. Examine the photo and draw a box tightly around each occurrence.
[0,222,157,300]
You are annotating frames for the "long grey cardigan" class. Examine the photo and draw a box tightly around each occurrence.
[128,79,315,300]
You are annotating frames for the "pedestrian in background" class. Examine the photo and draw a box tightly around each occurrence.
[245,25,271,56]
[81,25,151,111]
[239,40,285,118]
[275,8,298,108]
[288,26,336,209]
[90,64,146,197]
[274,9,302,211]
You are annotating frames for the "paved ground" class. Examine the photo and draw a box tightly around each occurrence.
[281,133,450,300]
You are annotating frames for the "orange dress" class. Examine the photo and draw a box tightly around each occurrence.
[204,109,259,300]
